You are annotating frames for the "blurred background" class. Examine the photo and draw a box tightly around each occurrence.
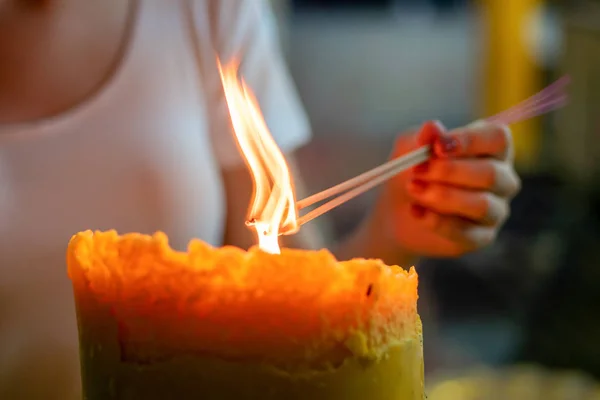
[272,0,600,398]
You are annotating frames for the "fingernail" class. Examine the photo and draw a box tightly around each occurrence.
[409,180,428,194]
[435,136,460,157]
[411,204,426,219]
[413,162,430,175]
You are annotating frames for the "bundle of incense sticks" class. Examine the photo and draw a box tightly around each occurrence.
[286,76,570,232]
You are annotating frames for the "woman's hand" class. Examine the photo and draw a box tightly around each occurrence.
[365,120,521,263]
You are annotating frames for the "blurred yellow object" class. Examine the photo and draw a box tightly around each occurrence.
[479,0,544,171]
[427,364,600,400]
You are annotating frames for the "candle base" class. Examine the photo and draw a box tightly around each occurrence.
[79,332,422,400]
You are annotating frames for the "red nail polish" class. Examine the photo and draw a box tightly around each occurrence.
[414,162,430,175]
[435,136,459,157]
[409,180,428,194]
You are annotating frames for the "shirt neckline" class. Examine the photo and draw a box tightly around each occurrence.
[0,0,143,143]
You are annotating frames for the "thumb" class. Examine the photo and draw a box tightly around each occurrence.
[391,120,446,158]
[417,120,447,146]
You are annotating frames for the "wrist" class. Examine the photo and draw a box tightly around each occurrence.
[362,216,420,267]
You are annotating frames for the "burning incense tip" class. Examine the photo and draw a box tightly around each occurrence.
[218,59,299,253]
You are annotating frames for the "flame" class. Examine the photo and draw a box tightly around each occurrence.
[218,59,298,254]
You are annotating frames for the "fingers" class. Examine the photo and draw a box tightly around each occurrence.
[412,205,499,252]
[407,181,510,226]
[434,121,514,161]
[395,119,512,160]
[412,158,521,198]
[398,120,518,255]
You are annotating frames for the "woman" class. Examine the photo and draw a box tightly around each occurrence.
[0,0,520,398]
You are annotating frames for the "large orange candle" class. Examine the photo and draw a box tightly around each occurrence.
[68,59,424,398]
[68,230,423,399]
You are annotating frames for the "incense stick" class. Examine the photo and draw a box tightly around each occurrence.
[294,146,430,228]
[296,146,430,210]
[285,77,569,232]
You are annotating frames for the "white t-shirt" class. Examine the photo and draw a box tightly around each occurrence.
[0,1,310,398]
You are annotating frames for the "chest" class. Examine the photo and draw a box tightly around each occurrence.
[0,5,227,263]
[0,0,134,123]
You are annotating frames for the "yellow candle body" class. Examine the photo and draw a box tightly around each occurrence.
[68,231,424,400]
[76,314,423,399]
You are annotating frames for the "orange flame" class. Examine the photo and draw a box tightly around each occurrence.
[218,59,298,254]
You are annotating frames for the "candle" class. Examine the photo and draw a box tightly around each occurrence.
[68,230,423,399]
[67,59,424,398]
